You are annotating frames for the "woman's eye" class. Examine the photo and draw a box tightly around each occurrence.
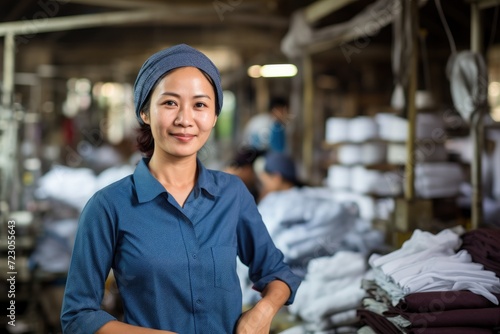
[163,100,176,106]
[195,102,206,108]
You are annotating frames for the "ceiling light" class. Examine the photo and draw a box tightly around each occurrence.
[247,64,298,78]
[247,65,261,78]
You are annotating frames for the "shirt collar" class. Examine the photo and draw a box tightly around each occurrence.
[134,157,220,203]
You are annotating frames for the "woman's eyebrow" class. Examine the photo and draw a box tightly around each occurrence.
[159,92,212,100]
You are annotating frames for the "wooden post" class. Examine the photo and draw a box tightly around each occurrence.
[2,33,15,109]
[302,54,314,179]
[404,0,418,201]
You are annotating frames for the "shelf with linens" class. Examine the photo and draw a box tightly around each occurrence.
[322,111,468,233]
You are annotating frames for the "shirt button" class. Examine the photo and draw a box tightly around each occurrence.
[192,253,197,259]
[196,299,201,304]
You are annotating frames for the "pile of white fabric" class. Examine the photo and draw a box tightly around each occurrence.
[284,251,371,333]
[368,227,500,306]
[31,164,135,273]
[35,164,135,211]
[258,187,385,273]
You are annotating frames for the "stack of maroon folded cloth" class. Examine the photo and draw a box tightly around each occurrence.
[460,228,500,278]
[358,227,500,333]
[358,289,500,334]
[388,290,500,333]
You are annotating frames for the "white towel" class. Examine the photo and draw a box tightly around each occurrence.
[361,142,387,165]
[375,113,408,142]
[325,117,350,144]
[347,116,379,142]
[326,165,351,190]
[307,251,366,280]
[350,166,381,194]
[337,144,362,165]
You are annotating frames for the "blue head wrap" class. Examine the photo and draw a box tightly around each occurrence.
[133,44,223,124]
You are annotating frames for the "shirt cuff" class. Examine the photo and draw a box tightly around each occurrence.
[64,310,116,334]
[252,271,302,305]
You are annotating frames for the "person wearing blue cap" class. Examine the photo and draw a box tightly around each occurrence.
[61,44,301,334]
[258,151,303,201]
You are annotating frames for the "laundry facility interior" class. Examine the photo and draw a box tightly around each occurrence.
[1,0,500,333]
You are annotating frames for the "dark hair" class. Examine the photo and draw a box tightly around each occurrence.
[268,96,288,111]
[228,146,266,168]
[135,68,218,158]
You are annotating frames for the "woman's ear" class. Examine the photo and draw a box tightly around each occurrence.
[213,115,218,128]
[140,110,150,124]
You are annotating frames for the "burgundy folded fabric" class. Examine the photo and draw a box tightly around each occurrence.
[407,327,493,334]
[357,309,402,334]
[460,228,500,277]
[399,307,500,328]
[396,290,500,312]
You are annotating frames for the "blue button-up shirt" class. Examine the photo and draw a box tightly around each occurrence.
[61,158,301,334]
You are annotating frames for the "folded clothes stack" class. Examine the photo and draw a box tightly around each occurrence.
[347,117,379,143]
[287,251,370,333]
[413,162,465,198]
[257,187,385,276]
[325,117,350,144]
[357,227,500,334]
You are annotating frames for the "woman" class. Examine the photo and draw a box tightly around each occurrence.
[60,44,301,334]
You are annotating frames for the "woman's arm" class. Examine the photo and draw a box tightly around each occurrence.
[96,321,176,334]
[235,280,291,334]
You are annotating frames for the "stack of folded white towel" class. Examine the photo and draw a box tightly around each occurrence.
[413,162,464,198]
[286,251,371,333]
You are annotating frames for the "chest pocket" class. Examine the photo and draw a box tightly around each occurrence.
[211,246,239,292]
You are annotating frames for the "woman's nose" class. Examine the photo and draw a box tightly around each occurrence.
[174,105,193,126]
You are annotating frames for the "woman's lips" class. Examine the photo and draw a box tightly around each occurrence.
[172,133,195,142]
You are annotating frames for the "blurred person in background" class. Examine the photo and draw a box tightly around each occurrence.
[257,151,302,201]
[242,96,289,153]
[224,146,266,202]
[60,44,300,334]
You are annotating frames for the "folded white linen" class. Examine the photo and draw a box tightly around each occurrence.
[325,117,350,144]
[369,227,500,305]
[307,251,366,280]
[337,144,362,165]
[326,165,351,190]
[300,280,366,322]
[375,113,408,142]
[360,142,386,165]
[369,228,464,268]
[347,116,379,143]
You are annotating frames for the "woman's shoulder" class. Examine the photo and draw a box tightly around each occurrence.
[89,173,135,206]
[206,168,243,186]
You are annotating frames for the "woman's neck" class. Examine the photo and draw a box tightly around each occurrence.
[148,153,198,206]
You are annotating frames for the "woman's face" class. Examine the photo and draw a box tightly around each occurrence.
[141,66,217,159]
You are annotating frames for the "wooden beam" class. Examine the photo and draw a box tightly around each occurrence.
[304,0,357,24]
[466,0,500,9]
[68,0,172,9]
[0,10,163,36]
[0,8,287,38]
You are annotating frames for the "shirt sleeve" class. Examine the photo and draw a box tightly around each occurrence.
[235,180,301,305]
[61,191,117,333]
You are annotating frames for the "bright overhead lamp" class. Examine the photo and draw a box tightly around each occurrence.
[247,64,298,78]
